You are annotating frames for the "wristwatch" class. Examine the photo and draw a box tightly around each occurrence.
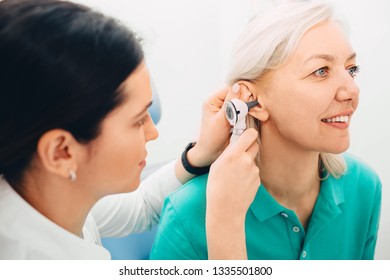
[181,142,210,175]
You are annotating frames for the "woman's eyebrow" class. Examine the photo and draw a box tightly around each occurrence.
[134,101,153,118]
[304,54,335,63]
[304,52,356,63]
[347,52,357,61]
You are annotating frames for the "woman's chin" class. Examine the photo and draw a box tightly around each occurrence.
[325,142,350,154]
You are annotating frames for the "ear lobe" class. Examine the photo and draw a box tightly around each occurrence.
[37,129,78,179]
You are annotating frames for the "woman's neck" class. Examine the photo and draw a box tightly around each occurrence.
[18,172,95,238]
[260,148,320,200]
[259,132,321,228]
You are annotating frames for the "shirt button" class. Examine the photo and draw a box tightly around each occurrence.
[280,213,288,218]
[292,226,300,232]
[302,250,307,258]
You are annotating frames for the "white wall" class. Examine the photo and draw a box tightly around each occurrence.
[74,0,389,259]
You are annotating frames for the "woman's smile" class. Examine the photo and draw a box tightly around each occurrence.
[321,109,354,129]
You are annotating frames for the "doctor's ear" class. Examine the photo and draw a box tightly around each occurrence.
[235,80,269,122]
[36,129,79,180]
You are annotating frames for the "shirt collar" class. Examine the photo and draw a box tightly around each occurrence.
[249,175,345,223]
[249,184,285,222]
[319,174,345,206]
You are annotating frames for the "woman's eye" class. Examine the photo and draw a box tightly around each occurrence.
[312,67,329,78]
[138,117,146,126]
[347,65,360,78]
[137,114,150,126]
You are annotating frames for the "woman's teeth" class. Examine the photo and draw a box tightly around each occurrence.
[322,115,349,123]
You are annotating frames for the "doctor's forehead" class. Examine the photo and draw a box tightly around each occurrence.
[115,63,153,112]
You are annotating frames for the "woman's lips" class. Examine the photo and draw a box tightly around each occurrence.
[139,160,146,169]
[321,121,349,129]
[321,109,353,129]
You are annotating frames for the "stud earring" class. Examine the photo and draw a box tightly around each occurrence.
[68,169,77,182]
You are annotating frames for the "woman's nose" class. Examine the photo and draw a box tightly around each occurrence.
[145,114,159,142]
[335,70,360,102]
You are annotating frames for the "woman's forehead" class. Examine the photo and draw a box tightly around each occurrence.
[291,21,354,64]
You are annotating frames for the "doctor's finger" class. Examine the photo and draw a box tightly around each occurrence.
[246,139,259,160]
[206,86,229,110]
[228,128,258,153]
[221,83,242,108]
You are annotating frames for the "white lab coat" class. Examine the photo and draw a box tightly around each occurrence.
[0,161,181,259]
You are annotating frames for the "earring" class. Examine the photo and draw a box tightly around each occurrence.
[68,169,77,182]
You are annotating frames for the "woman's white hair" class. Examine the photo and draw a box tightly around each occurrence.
[227,0,348,178]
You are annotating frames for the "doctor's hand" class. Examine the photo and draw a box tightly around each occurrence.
[206,128,260,259]
[186,85,239,168]
[175,83,249,184]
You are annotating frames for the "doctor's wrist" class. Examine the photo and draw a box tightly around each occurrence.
[182,142,211,175]
[174,142,211,184]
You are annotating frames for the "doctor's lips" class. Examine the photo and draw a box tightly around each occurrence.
[321,109,354,124]
[139,153,147,168]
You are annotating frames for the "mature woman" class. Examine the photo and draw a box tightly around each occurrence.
[150,0,382,260]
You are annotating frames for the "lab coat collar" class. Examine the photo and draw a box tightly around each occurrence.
[0,177,111,259]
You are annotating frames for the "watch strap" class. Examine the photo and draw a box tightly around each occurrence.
[181,142,210,175]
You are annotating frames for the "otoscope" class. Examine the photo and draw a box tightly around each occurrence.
[225,98,259,143]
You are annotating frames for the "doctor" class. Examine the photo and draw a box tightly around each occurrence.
[0,0,259,259]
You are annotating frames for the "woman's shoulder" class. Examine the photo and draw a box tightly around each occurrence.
[342,153,381,183]
[164,174,209,214]
[341,153,382,196]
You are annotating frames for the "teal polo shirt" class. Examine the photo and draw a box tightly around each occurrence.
[150,154,381,260]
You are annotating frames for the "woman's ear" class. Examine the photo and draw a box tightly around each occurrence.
[237,81,257,98]
[236,80,269,122]
[248,101,269,122]
[36,129,79,180]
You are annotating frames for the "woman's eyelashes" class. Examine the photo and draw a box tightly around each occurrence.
[137,116,147,126]
[136,114,151,127]
[347,65,360,78]
[312,66,329,78]
[310,65,360,79]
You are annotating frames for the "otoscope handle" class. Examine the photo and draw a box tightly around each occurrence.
[230,128,246,143]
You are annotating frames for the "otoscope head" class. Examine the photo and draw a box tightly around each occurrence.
[225,98,259,126]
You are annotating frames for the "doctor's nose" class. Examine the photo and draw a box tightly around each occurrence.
[145,114,159,142]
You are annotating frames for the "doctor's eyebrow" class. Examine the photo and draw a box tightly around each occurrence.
[134,101,153,118]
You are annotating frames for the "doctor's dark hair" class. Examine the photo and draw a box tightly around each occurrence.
[0,0,144,184]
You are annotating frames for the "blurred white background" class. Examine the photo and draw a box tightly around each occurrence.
[74,0,390,259]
